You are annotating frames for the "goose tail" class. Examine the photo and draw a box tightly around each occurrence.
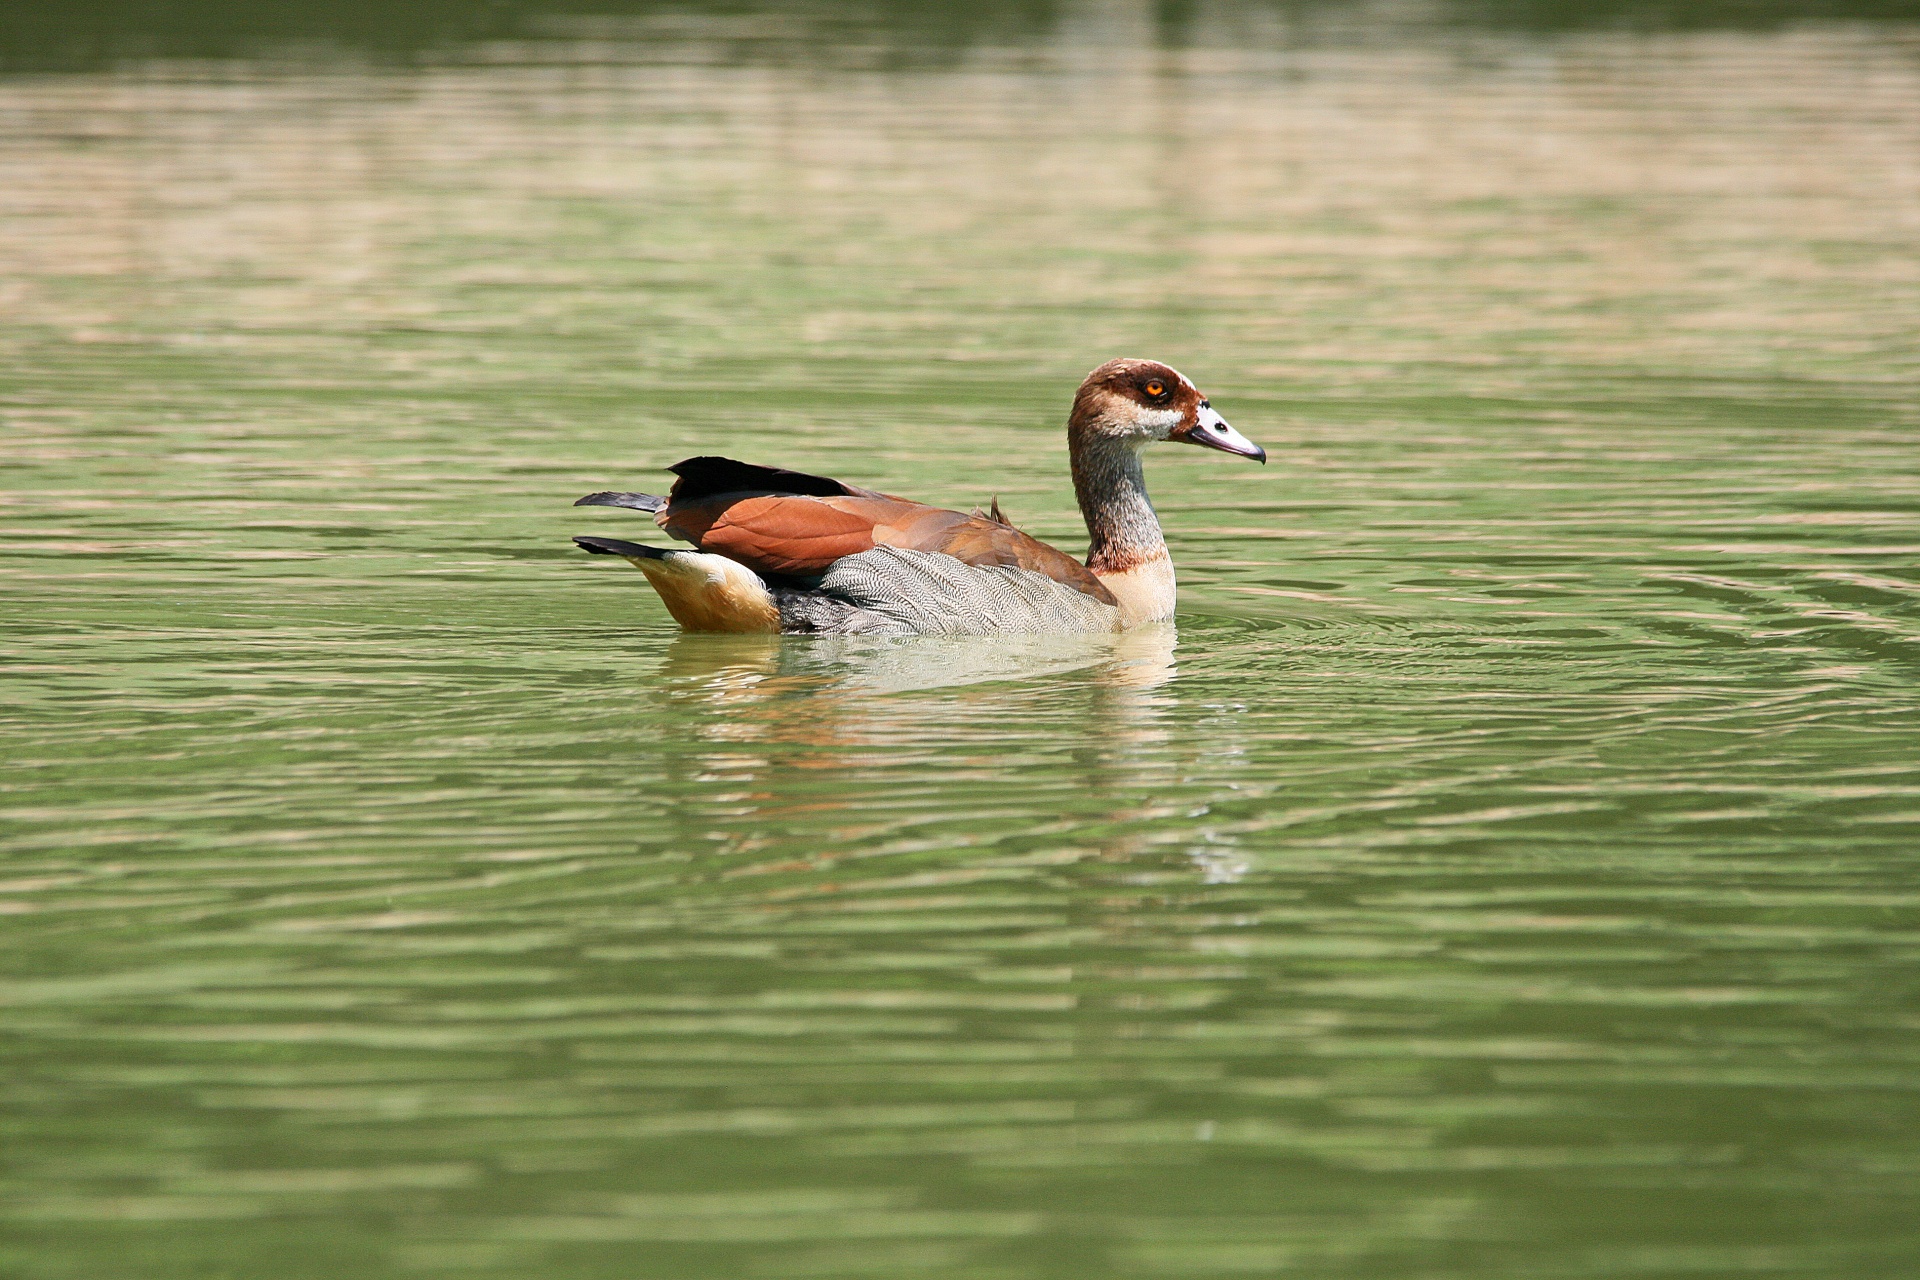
[574,492,667,513]
[574,535,668,559]
[573,538,779,633]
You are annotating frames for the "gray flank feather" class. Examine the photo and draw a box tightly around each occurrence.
[779,546,1119,636]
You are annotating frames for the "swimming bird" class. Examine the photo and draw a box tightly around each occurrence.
[571,358,1264,634]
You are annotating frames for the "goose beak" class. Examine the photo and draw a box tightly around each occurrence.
[1181,404,1266,464]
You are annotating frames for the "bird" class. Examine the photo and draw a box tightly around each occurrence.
[571,358,1265,635]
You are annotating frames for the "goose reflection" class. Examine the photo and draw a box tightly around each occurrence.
[648,625,1179,791]
[659,623,1177,704]
[617,622,1251,1036]
[640,622,1254,904]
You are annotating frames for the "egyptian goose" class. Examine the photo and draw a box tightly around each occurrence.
[572,358,1264,634]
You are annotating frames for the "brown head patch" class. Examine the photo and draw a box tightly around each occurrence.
[1070,358,1203,437]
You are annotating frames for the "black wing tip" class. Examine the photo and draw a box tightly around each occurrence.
[666,456,852,501]
[575,491,667,512]
[574,536,670,559]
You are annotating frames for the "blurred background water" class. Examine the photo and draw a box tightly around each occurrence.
[3,1,1919,1277]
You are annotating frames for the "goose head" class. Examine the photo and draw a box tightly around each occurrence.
[1069,358,1265,463]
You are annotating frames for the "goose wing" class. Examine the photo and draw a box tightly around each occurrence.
[655,456,1116,605]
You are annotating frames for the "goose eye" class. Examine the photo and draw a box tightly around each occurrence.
[1144,380,1166,398]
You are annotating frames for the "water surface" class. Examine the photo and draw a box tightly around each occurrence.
[3,5,1919,1277]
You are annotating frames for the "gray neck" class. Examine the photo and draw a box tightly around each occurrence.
[1071,432,1167,573]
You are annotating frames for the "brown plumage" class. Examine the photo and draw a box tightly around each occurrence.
[653,457,1117,605]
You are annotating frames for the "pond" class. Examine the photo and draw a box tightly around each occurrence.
[2,2,1918,1276]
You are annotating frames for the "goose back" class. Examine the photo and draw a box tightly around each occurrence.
[657,456,1116,605]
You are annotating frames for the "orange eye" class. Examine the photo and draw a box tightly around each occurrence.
[1145,381,1165,397]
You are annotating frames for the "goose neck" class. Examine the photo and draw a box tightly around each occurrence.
[1071,430,1167,575]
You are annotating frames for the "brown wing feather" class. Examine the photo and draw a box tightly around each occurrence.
[681,496,885,577]
[656,463,1116,605]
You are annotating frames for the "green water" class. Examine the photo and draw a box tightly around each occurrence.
[4,5,1920,1277]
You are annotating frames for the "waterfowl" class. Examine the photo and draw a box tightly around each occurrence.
[571,358,1264,634]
